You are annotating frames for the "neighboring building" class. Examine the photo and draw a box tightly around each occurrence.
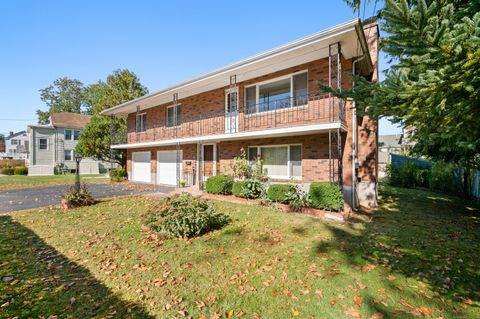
[0,130,29,161]
[101,19,380,208]
[0,134,5,153]
[378,129,415,177]
[27,112,101,175]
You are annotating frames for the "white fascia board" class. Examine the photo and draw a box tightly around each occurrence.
[101,19,360,116]
[111,122,344,149]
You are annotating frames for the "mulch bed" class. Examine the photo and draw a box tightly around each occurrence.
[202,193,346,222]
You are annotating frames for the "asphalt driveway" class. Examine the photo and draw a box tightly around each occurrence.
[0,183,173,213]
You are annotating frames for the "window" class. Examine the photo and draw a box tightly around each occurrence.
[248,144,302,179]
[11,139,19,145]
[136,113,147,132]
[64,149,74,161]
[65,129,80,140]
[245,71,308,114]
[39,138,48,150]
[166,105,181,127]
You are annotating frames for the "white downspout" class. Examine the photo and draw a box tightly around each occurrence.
[351,53,368,211]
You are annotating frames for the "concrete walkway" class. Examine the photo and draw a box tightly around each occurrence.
[0,183,174,213]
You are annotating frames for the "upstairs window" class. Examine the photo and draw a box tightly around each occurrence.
[166,105,181,127]
[39,138,48,150]
[11,139,19,145]
[136,113,147,132]
[65,129,80,140]
[245,71,308,114]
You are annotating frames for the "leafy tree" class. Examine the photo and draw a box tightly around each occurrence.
[36,77,86,124]
[76,69,148,166]
[325,0,480,194]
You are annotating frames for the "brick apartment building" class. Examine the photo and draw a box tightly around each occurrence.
[102,19,379,208]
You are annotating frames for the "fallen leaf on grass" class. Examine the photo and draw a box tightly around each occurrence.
[292,308,300,317]
[353,295,362,307]
[369,313,384,319]
[315,289,324,298]
[387,275,396,281]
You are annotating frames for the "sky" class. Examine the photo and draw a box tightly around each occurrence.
[0,0,401,136]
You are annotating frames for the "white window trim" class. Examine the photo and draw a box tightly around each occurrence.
[166,105,181,128]
[136,112,147,132]
[64,129,72,140]
[224,88,239,113]
[38,138,49,151]
[248,144,302,180]
[64,149,74,161]
[244,70,308,114]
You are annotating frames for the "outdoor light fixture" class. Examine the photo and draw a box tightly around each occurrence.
[74,154,82,191]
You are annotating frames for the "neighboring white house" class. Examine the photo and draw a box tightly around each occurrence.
[0,130,29,161]
[27,112,102,176]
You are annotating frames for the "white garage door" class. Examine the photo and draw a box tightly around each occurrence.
[132,152,151,183]
[157,150,182,186]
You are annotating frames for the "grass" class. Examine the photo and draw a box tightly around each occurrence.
[0,174,109,190]
[1,185,479,318]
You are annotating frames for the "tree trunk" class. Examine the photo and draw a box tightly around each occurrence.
[463,168,471,199]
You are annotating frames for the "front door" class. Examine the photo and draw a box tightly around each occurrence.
[225,89,239,133]
[202,144,215,181]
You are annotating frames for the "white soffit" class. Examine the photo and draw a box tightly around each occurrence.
[102,19,365,116]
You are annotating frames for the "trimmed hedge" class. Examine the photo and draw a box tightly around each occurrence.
[309,182,344,211]
[1,167,14,175]
[205,175,233,195]
[232,181,247,198]
[14,166,28,175]
[267,184,290,203]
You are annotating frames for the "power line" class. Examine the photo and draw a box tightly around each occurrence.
[0,118,36,121]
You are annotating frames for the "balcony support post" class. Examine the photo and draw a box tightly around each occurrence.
[328,42,341,121]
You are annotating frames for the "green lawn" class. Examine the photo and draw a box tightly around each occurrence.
[0,174,109,190]
[1,186,479,318]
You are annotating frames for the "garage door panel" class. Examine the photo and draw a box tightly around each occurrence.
[132,152,151,183]
[157,151,182,186]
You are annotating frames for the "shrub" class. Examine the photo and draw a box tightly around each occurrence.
[205,175,233,195]
[144,193,230,238]
[232,181,246,198]
[429,161,456,193]
[267,184,290,203]
[284,184,311,212]
[309,182,344,211]
[230,148,251,180]
[109,166,128,182]
[62,184,95,208]
[14,166,28,175]
[1,166,14,175]
[387,161,427,188]
[232,179,264,199]
[251,158,268,182]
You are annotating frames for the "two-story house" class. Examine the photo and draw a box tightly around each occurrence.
[102,19,379,208]
[27,112,102,175]
[0,130,29,161]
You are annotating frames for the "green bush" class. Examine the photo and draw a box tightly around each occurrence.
[62,184,95,208]
[284,184,311,212]
[1,166,14,175]
[429,161,456,193]
[267,184,290,203]
[232,181,247,198]
[14,166,28,175]
[387,161,428,188]
[232,179,264,199]
[205,175,233,195]
[144,193,230,238]
[109,166,128,182]
[309,182,344,211]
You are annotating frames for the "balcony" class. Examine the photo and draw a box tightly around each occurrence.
[125,92,345,145]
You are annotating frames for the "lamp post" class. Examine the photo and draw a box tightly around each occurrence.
[74,154,82,191]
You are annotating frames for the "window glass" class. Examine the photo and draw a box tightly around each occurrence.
[65,150,73,161]
[73,130,80,140]
[65,129,72,140]
[245,86,256,114]
[166,106,181,127]
[290,145,302,178]
[293,73,308,106]
[226,91,237,113]
[258,78,291,112]
[39,138,48,150]
[248,147,258,166]
[136,113,146,132]
[11,139,18,145]
[261,146,288,177]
